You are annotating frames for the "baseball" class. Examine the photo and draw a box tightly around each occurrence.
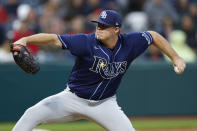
[174,66,179,73]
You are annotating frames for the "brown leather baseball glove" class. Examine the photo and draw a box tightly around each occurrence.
[10,44,40,74]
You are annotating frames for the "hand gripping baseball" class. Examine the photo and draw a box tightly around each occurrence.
[10,43,40,74]
[172,57,186,74]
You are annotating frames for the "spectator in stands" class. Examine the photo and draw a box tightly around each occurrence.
[4,0,19,21]
[17,4,41,33]
[127,0,146,12]
[0,4,8,24]
[175,0,189,17]
[85,0,102,15]
[143,0,179,32]
[181,15,197,54]
[160,17,174,40]
[115,0,129,14]
[49,17,66,34]
[101,0,119,11]
[65,0,85,20]
[25,8,41,34]
[43,0,65,18]
[189,3,197,30]
[69,15,87,34]
[165,30,196,63]
[123,11,148,32]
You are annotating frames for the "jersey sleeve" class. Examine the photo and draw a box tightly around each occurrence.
[126,31,153,59]
[57,34,89,56]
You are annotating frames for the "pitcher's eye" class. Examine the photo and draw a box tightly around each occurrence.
[97,24,111,30]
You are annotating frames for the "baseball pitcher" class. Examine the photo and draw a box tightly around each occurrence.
[11,10,186,131]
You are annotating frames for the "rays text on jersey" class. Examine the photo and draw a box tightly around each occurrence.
[89,56,127,79]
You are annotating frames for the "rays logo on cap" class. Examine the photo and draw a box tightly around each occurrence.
[100,11,107,19]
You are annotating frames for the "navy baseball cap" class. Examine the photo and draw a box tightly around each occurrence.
[91,10,122,27]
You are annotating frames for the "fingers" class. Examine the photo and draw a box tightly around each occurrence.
[13,42,26,46]
[174,66,184,74]
[174,61,186,74]
[14,51,19,55]
[13,38,27,46]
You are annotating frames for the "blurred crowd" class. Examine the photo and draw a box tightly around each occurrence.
[0,0,197,64]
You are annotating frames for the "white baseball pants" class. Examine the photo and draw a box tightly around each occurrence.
[12,88,135,131]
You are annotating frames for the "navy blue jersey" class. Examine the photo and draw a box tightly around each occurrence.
[57,32,153,100]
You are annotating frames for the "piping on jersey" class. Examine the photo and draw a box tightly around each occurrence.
[114,43,122,59]
[98,45,110,60]
[145,32,153,45]
[147,33,153,45]
[142,32,153,45]
[89,81,103,100]
[98,43,122,99]
[89,45,109,100]
[89,43,122,100]
[57,35,68,48]
[98,79,112,99]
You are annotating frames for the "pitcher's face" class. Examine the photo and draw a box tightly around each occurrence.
[96,23,119,41]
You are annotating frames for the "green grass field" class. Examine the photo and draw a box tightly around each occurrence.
[1,119,197,131]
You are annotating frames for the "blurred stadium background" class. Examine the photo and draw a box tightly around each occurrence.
[0,0,197,131]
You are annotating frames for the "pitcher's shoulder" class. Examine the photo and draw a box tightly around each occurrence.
[85,33,96,39]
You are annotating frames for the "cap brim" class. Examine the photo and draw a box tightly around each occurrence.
[91,19,113,27]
